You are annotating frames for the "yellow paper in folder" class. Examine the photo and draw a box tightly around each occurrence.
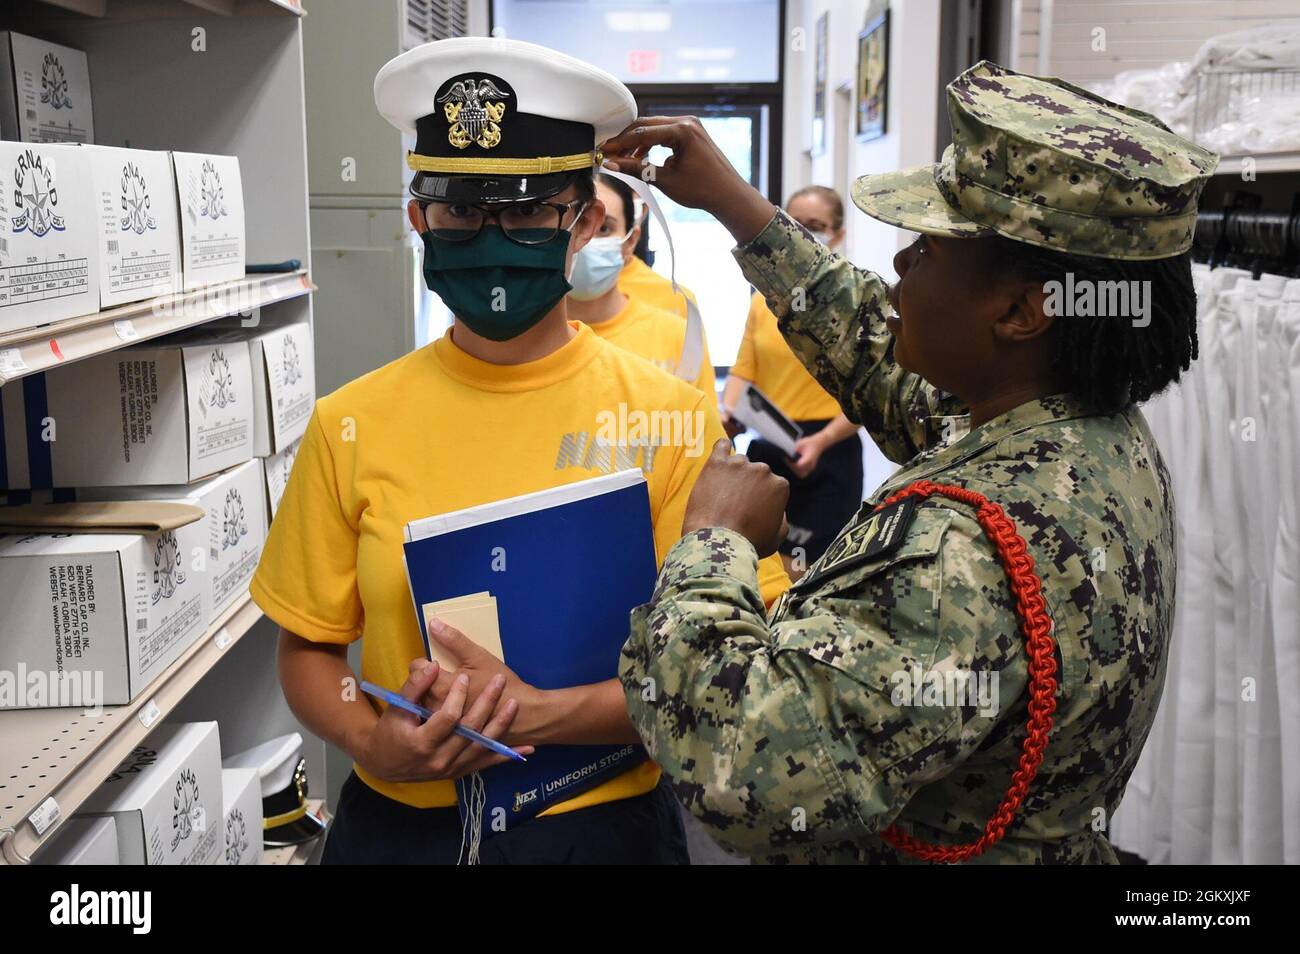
[421,591,504,668]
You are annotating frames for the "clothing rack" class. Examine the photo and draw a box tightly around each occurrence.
[1194,199,1300,277]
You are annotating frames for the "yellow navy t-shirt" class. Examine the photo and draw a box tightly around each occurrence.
[617,255,697,320]
[585,295,716,399]
[251,321,788,813]
[731,291,842,421]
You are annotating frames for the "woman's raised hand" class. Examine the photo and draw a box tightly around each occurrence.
[599,116,777,244]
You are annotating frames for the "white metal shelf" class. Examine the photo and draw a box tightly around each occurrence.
[0,271,313,386]
[259,799,329,865]
[31,0,304,18]
[0,593,264,865]
[181,0,306,16]
[2,0,325,868]
[1214,152,1300,176]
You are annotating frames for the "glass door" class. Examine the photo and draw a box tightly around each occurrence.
[629,100,773,364]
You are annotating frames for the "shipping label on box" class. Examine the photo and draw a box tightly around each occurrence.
[170,152,244,290]
[161,323,316,457]
[0,33,95,144]
[0,523,208,709]
[0,340,254,489]
[184,342,255,478]
[119,525,210,680]
[78,459,267,621]
[250,323,314,455]
[257,323,314,455]
[85,145,181,307]
[0,534,125,709]
[201,460,265,615]
[221,767,262,866]
[0,141,100,332]
[81,722,223,865]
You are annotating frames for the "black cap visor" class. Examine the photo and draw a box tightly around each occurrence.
[264,810,326,848]
[411,169,585,204]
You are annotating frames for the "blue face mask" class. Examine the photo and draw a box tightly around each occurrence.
[420,227,573,341]
[568,236,626,301]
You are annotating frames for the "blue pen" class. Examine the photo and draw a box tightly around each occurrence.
[359,680,527,763]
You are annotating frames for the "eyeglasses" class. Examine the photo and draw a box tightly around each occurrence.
[421,198,589,246]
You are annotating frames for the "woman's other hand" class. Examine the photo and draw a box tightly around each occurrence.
[790,432,826,478]
[355,661,532,782]
[720,407,745,440]
[599,116,777,245]
[418,618,548,747]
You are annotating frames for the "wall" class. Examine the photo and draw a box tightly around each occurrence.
[1012,0,1043,72]
[1021,0,1300,85]
[784,0,943,280]
[472,0,940,278]
[780,0,939,490]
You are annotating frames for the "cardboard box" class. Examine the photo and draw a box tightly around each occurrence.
[170,152,244,290]
[80,722,223,865]
[167,321,314,454]
[35,815,119,865]
[173,323,315,456]
[220,767,263,866]
[0,522,209,709]
[84,145,181,307]
[262,437,301,522]
[0,32,94,144]
[0,140,100,333]
[78,460,267,620]
[247,323,314,455]
[0,338,255,489]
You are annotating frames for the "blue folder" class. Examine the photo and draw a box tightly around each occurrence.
[402,469,656,838]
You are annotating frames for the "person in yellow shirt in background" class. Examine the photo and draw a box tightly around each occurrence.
[723,186,864,581]
[251,37,786,866]
[617,210,699,319]
[566,172,788,603]
[568,173,715,398]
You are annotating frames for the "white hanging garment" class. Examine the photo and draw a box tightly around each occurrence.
[1269,282,1300,864]
[1116,264,1299,864]
[1233,276,1286,864]
[1116,265,1238,864]
[1203,270,1249,864]
[1166,269,1222,864]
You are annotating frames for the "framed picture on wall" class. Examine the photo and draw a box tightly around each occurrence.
[856,8,889,142]
[811,11,828,157]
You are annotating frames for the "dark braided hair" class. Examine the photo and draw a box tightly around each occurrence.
[990,236,1199,414]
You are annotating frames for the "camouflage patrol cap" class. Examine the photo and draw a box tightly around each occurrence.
[851,61,1219,260]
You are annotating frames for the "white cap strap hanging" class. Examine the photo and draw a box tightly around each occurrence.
[600,165,705,384]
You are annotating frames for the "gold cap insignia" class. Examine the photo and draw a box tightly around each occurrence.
[436,78,510,150]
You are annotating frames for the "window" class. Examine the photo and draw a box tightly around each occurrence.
[490,0,780,84]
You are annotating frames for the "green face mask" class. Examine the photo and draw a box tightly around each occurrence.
[421,227,572,341]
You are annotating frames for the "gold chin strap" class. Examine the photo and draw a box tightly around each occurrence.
[264,803,308,829]
[407,149,602,176]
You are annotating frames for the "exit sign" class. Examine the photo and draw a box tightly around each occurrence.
[627,49,660,76]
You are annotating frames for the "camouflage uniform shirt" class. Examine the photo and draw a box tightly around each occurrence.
[619,210,1177,864]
